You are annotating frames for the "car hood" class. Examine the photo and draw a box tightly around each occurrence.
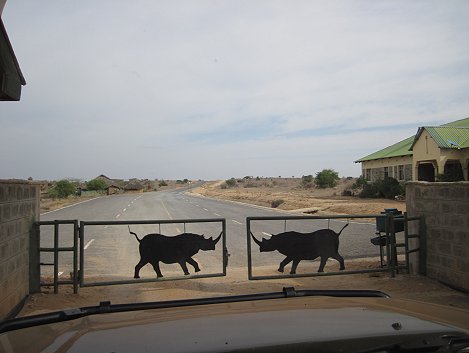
[1,296,469,353]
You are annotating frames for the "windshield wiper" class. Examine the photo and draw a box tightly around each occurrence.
[0,287,388,333]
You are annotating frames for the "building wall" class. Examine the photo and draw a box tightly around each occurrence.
[0,180,40,320]
[406,181,469,291]
[361,155,413,182]
[411,130,469,181]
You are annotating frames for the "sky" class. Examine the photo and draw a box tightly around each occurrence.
[1,1,469,181]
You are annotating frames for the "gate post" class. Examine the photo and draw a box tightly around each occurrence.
[29,222,41,293]
[79,221,85,287]
[418,216,427,276]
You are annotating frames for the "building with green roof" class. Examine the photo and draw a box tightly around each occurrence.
[355,117,469,182]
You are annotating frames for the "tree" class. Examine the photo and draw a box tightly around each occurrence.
[314,169,340,188]
[48,180,76,199]
[86,178,107,191]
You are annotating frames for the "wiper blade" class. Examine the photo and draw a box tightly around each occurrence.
[0,287,389,333]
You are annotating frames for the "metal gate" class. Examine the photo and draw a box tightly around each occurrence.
[32,218,227,293]
[32,213,424,293]
[32,220,79,294]
[246,213,424,280]
[79,218,228,288]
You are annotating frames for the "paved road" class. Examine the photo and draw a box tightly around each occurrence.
[39,188,390,282]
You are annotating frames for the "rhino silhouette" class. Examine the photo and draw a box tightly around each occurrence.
[130,227,222,278]
[251,223,348,274]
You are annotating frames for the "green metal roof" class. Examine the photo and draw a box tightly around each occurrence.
[355,136,414,162]
[355,117,469,162]
[442,117,469,128]
[411,126,469,150]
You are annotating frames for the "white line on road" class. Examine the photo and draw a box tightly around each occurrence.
[40,197,101,215]
[214,213,222,217]
[123,208,127,212]
[262,232,272,237]
[116,214,121,218]
[203,208,209,211]
[232,220,243,225]
[84,239,95,250]
[161,201,173,220]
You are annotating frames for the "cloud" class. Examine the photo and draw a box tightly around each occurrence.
[1,1,469,180]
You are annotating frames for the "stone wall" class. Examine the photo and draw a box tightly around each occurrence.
[0,180,40,320]
[406,181,469,291]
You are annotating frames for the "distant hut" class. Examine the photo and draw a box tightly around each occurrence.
[106,184,121,195]
[124,180,145,193]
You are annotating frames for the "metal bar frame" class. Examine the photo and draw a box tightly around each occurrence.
[79,218,227,288]
[247,214,411,281]
[35,220,79,294]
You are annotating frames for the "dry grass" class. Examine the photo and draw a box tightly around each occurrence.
[193,178,406,217]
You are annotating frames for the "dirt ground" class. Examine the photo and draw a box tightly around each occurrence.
[193,178,406,217]
[21,266,469,317]
[22,179,468,317]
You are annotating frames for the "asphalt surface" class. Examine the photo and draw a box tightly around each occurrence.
[38,188,391,283]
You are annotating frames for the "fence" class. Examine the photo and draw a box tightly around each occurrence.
[31,213,423,293]
[247,213,423,280]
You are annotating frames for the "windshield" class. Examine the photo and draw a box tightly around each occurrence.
[1,0,469,337]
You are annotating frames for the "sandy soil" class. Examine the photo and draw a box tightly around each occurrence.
[22,266,469,317]
[193,178,406,216]
[22,179,468,317]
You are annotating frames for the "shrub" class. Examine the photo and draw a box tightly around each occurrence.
[359,177,404,199]
[48,180,76,199]
[436,169,464,182]
[225,178,237,187]
[86,178,107,191]
[158,180,168,187]
[301,175,314,188]
[271,199,284,208]
[342,190,353,196]
[352,176,368,190]
[315,169,340,188]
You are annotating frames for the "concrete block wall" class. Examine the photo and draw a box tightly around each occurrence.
[0,180,40,320]
[406,181,469,291]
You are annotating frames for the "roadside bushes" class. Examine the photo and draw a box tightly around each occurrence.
[86,178,107,192]
[225,178,237,187]
[359,177,404,199]
[48,180,76,199]
[271,199,284,208]
[301,175,314,188]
